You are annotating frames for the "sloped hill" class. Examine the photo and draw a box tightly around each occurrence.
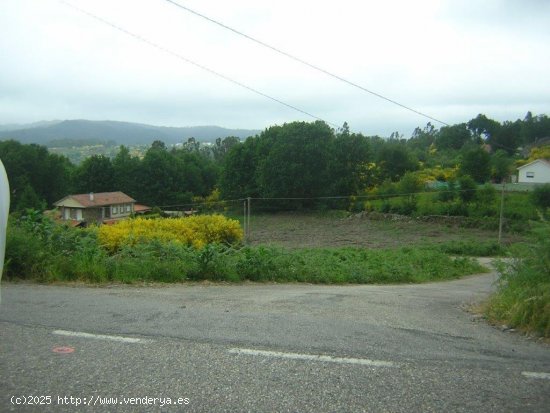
[0,119,259,145]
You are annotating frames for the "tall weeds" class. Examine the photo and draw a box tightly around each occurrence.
[486,223,550,337]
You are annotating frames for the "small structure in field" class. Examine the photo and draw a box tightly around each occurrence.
[517,159,550,184]
[54,191,140,225]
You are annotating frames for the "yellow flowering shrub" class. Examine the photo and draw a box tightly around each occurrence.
[98,214,243,252]
[413,166,458,183]
[516,145,550,167]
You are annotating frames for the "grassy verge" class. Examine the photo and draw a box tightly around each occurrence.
[228,246,486,284]
[485,223,550,337]
[433,240,506,257]
[5,216,486,284]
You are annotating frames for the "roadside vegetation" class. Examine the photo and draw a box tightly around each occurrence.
[5,211,485,284]
[485,223,550,338]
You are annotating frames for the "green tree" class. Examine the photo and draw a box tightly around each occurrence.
[139,144,188,206]
[491,121,522,155]
[408,122,437,162]
[520,112,550,145]
[328,132,371,195]
[257,121,333,201]
[212,136,241,162]
[397,172,423,214]
[72,155,115,193]
[112,146,141,198]
[375,142,417,182]
[151,140,167,151]
[459,147,491,183]
[491,149,513,183]
[0,140,73,210]
[467,114,500,142]
[219,137,261,199]
[436,123,474,150]
[172,149,218,197]
[16,183,46,212]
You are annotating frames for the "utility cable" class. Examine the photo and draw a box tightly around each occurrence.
[163,0,449,126]
[60,1,340,128]
[159,188,481,209]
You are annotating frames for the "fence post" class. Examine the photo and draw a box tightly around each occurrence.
[243,199,248,243]
[247,197,251,242]
[498,181,505,244]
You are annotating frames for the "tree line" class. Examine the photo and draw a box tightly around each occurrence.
[1,112,549,212]
[0,136,241,211]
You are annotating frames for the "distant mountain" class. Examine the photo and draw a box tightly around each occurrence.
[0,119,260,146]
[0,120,62,132]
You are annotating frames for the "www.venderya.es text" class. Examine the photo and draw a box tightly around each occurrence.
[10,395,190,407]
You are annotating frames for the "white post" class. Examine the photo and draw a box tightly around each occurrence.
[0,159,10,283]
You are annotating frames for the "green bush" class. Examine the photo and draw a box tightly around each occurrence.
[531,183,550,212]
[486,223,550,337]
[458,175,477,203]
[436,240,505,256]
[5,223,50,280]
[232,246,485,284]
[107,241,199,283]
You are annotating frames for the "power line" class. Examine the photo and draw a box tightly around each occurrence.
[60,1,339,129]
[163,0,450,126]
[158,188,481,209]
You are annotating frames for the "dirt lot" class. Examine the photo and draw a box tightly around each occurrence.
[246,212,520,249]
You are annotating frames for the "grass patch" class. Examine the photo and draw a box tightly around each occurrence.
[6,228,485,285]
[434,240,506,257]
[485,223,550,337]
[232,246,485,284]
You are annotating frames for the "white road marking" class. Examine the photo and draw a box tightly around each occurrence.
[228,348,395,367]
[52,330,144,343]
[522,371,550,380]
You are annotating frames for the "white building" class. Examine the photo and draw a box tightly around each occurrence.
[517,159,550,184]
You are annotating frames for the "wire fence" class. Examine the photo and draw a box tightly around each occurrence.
[157,186,522,249]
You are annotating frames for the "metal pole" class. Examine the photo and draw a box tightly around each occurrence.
[243,199,247,242]
[247,197,251,242]
[498,181,505,244]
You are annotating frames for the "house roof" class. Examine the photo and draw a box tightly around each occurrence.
[517,158,550,170]
[134,204,152,213]
[54,191,136,208]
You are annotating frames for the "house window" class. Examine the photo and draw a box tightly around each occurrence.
[126,204,131,212]
[526,172,535,178]
[113,205,118,214]
[70,208,78,219]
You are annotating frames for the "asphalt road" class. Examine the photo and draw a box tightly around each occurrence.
[1,271,549,412]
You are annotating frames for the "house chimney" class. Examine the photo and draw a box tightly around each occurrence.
[89,192,94,201]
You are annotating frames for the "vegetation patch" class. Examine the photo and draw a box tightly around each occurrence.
[485,223,550,337]
[97,215,243,251]
[5,212,485,285]
[434,240,506,257]
[231,246,486,284]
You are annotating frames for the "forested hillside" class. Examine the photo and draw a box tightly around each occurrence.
[1,112,549,214]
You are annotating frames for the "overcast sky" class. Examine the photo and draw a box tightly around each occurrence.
[1,0,549,137]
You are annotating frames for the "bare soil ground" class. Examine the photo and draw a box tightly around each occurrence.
[246,212,521,249]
